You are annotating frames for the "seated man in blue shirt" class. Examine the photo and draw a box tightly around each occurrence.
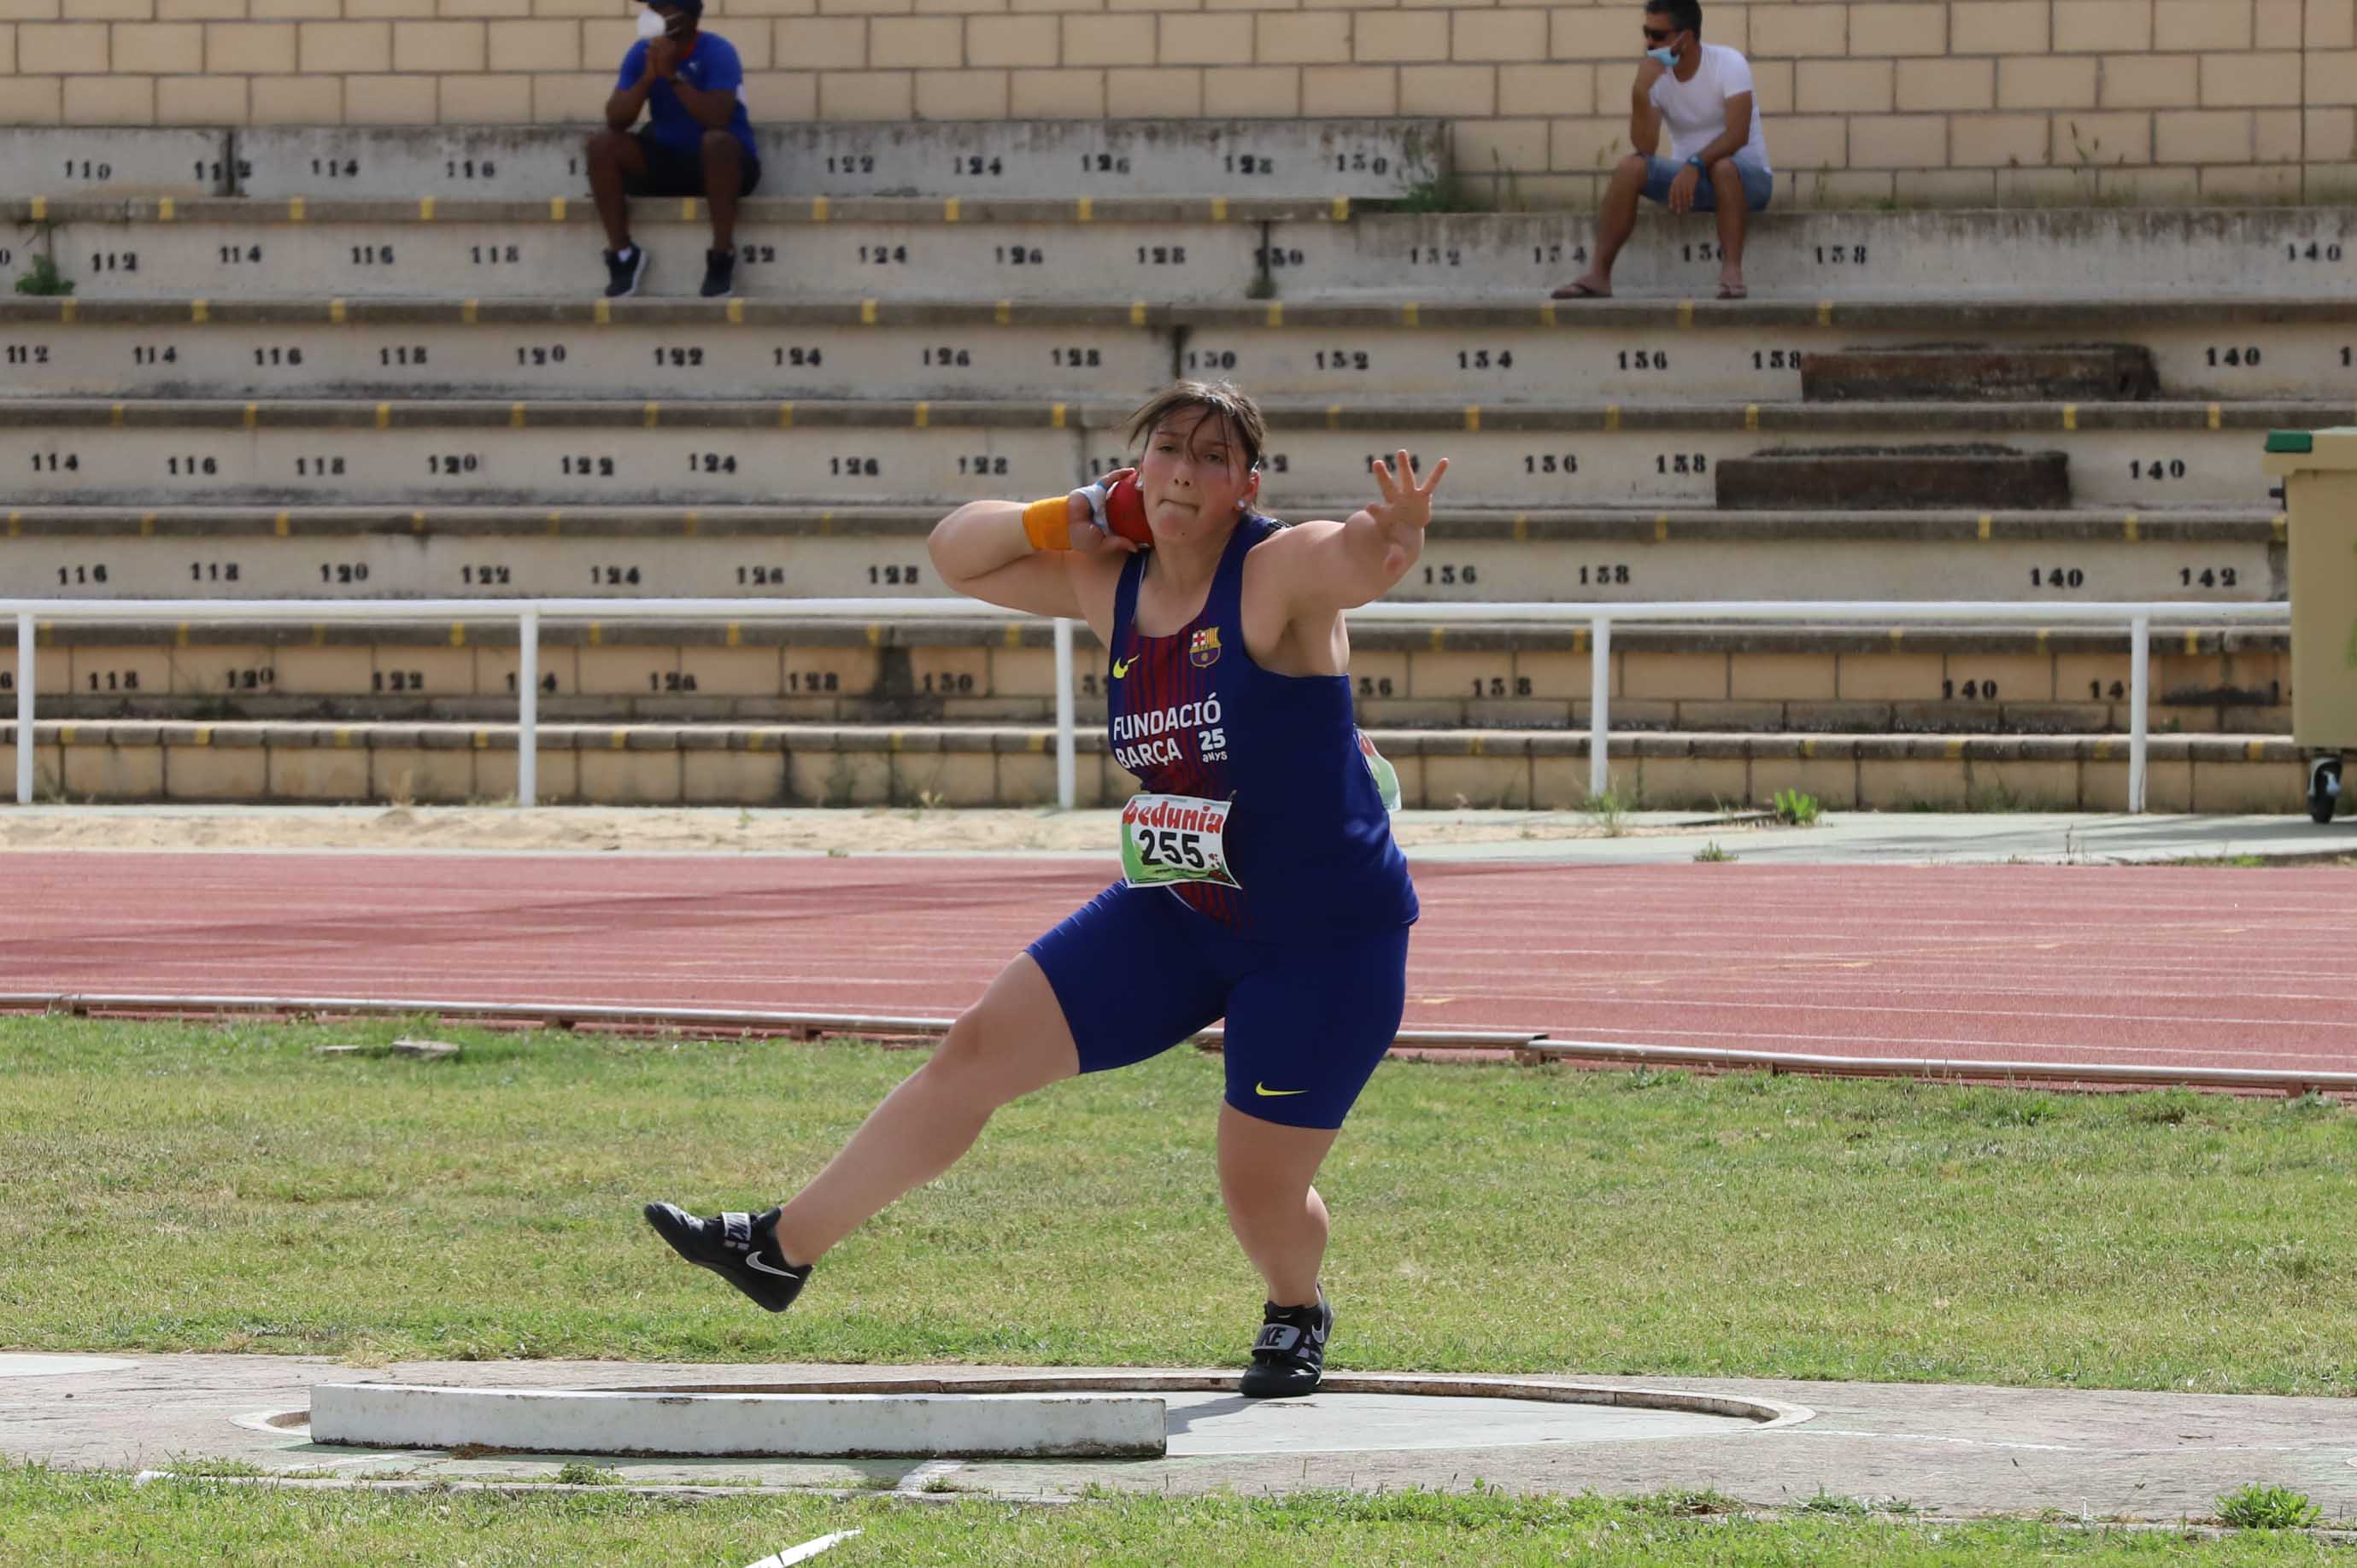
[585,0,761,299]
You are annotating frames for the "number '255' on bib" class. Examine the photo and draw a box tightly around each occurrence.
[1120,793,1240,889]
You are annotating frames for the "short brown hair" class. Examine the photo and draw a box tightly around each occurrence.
[1123,380,1268,475]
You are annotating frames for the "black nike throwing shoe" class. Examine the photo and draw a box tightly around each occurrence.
[642,1202,811,1312]
[1239,1285,1331,1399]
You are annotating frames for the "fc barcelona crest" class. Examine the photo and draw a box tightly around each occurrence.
[1188,626,1222,669]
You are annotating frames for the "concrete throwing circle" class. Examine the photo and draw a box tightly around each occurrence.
[291,1372,1810,1460]
[0,1354,140,1378]
[1157,1390,1738,1456]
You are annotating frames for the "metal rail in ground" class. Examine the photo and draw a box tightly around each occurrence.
[0,992,1539,1052]
[3,991,2348,1097]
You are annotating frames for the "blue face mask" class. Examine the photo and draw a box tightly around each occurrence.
[1646,42,1679,67]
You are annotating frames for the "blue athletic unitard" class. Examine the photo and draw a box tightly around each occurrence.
[1027,514,1418,1130]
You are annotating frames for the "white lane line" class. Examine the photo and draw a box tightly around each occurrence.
[1796,1429,2083,1453]
[893,1459,964,1497]
[1803,1428,2357,1459]
[741,1529,862,1568]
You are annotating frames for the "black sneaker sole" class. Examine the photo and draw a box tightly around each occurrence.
[642,1202,807,1313]
[1239,1360,1323,1398]
[1240,1289,1330,1399]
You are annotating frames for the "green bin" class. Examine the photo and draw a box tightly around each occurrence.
[2261,430,2357,823]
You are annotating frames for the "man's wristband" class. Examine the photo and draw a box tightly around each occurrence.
[1021,496,1074,552]
[1686,155,1708,171]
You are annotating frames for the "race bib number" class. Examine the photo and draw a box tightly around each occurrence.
[1120,793,1241,888]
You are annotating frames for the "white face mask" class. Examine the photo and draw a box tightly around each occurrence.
[636,9,668,39]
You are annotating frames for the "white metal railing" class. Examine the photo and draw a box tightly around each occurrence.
[4,597,2292,814]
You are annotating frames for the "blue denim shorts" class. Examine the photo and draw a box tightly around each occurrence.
[1642,154,1773,213]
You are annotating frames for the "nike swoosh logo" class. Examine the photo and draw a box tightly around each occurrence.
[1255,1084,1308,1097]
[1111,658,1134,678]
[743,1252,800,1278]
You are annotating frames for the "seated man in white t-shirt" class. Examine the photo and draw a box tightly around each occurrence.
[1553,0,1773,301]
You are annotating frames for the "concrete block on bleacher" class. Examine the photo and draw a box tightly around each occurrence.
[1715,445,2074,510]
[1800,346,2160,402]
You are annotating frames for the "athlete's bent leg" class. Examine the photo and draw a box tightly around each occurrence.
[1217,1102,1342,1308]
[770,953,1079,1266]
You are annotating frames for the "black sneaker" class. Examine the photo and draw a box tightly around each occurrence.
[1239,1285,1330,1399]
[700,247,736,298]
[603,244,648,299]
[642,1202,811,1313]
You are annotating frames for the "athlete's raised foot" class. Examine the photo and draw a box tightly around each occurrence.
[642,1202,811,1313]
[1239,1284,1331,1399]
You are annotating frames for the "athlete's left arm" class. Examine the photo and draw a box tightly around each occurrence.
[1263,450,1450,612]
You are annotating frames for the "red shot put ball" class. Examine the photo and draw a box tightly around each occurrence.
[1105,472,1152,546]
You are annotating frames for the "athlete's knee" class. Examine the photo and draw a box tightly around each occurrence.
[585,129,629,165]
[1222,1175,1323,1232]
[925,1004,1060,1109]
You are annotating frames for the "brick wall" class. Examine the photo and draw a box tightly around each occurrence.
[5,0,2354,208]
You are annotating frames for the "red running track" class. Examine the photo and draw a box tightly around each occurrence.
[1,851,2353,1072]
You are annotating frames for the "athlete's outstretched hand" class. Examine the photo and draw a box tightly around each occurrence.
[1070,467,1144,559]
[1365,450,1449,576]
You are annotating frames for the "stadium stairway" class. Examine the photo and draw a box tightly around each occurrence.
[0,123,2331,811]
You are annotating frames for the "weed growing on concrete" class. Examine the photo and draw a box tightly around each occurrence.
[2213,1482,2321,1530]
[1773,787,1821,826]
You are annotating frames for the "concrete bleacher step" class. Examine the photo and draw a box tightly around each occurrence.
[9,199,2355,302]
[1802,346,2161,403]
[0,128,236,199]
[0,504,2285,605]
[2,122,1443,202]
[0,396,2313,510]
[5,615,2289,738]
[3,297,2349,403]
[7,196,1339,305]
[0,717,2302,814]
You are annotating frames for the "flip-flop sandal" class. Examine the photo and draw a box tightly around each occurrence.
[1716,283,1749,300]
[1550,280,1610,300]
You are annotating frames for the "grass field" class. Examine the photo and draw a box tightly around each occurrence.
[3,1466,2353,1567]
[5,1015,2355,1565]
[3,1015,2353,1392]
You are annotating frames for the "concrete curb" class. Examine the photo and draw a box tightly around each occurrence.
[307,1384,1170,1460]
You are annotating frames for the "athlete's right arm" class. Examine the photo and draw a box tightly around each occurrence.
[926,488,1137,621]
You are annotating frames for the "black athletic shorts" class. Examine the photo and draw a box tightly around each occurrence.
[624,130,761,199]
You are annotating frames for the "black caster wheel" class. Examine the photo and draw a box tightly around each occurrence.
[2307,756,2342,825]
